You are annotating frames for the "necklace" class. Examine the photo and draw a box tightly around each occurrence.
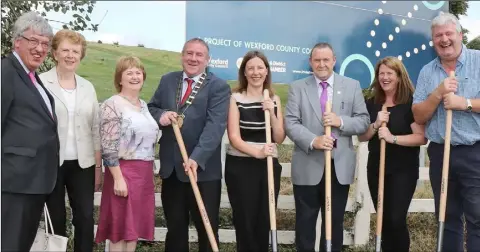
[61,86,76,94]
[119,95,141,108]
[57,72,77,93]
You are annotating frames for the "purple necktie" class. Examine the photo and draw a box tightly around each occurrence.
[320,81,337,147]
[320,81,328,113]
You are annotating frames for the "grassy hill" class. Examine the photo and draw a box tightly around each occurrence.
[77,42,290,105]
[76,42,438,252]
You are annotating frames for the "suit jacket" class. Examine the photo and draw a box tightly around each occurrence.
[284,73,369,186]
[1,53,60,194]
[40,67,101,168]
[148,71,231,182]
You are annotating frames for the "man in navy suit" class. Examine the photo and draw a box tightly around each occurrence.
[1,12,59,251]
[148,38,231,252]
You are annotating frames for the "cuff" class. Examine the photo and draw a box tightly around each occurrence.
[340,117,344,130]
[103,157,119,167]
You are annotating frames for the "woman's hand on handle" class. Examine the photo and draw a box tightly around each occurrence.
[255,143,275,159]
[374,111,390,129]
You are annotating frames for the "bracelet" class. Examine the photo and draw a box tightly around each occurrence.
[95,165,102,169]
[372,123,378,133]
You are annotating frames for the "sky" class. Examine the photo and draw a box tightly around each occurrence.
[44,1,480,53]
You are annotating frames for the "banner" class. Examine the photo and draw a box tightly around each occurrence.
[186,1,448,88]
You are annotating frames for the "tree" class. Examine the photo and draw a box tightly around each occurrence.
[467,36,480,50]
[1,0,99,72]
[449,0,469,44]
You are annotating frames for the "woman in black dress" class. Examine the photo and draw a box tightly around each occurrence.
[225,50,286,252]
[359,56,428,252]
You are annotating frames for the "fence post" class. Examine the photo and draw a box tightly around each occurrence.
[353,141,371,246]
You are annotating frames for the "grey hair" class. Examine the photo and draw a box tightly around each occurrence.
[431,12,462,32]
[11,11,53,44]
[182,37,210,55]
[310,42,336,58]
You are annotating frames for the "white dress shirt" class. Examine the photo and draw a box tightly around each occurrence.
[181,72,205,98]
[13,51,53,115]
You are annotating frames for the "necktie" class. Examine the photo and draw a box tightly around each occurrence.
[320,81,328,113]
[28,71,37,85]
[181,78,194,104]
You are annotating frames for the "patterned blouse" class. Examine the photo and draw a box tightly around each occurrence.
[100,95,159,167]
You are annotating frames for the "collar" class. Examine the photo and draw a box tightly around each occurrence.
[434,43,467,68]
[13,51,32,74]
[314,72,334,87]
[183,72,205,83]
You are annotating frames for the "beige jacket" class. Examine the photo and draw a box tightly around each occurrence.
[40,67,101,168]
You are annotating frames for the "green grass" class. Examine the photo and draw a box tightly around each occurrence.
[72,42,438,251]
[77,42,290,105]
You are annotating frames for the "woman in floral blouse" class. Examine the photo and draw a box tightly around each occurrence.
[95,56,159,252]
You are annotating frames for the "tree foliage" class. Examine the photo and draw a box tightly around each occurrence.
[1,0,98,72]
[467,36,480,50]
[449,0,470,44]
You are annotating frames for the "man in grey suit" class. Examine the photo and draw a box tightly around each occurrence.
[285,42,369,252]
[148,38,231,252]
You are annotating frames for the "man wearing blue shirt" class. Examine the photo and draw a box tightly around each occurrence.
[412,12,480,252]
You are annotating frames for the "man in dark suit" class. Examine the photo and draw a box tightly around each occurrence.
[1,12,59,251]
[148,38,230,252]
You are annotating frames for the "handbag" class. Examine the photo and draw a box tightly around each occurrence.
[30,204,69,251]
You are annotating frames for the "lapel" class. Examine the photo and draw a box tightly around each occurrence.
[177,71,212,110]
[332,73,345,115]
[172,71,184,109]
[8,54,56,124]
[44,67,68,109]
[75,75,88,109]
[305,75,323,123]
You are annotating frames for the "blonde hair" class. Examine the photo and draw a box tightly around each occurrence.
[113,56,147,93]
[51,29,87,62]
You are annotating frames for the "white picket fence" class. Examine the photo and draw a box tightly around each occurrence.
[94,134,433,250]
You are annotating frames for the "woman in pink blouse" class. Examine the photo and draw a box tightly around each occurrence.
[95,56,159,252]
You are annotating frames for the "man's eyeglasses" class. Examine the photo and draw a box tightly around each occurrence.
[21,36,51,49]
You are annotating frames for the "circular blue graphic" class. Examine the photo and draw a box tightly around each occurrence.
[339,54,375,86]
[422,1,445,10]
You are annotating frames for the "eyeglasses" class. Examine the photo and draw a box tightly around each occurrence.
[21,36,51,49]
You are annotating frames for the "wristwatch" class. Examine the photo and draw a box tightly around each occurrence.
[466,98,472,112]
[392,135,397,144]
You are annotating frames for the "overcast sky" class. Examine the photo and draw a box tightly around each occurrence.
[44,1,480,52]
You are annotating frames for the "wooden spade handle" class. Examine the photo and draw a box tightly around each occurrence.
[376,105,388,236]
[325,101,332,243]
[172,122,219,252]
[263,90,277,232]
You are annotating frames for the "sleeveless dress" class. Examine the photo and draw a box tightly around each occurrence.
[224,92,283,252]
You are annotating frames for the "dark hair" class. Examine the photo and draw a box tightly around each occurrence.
[368,56,414,104]
[234,50,274,97]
